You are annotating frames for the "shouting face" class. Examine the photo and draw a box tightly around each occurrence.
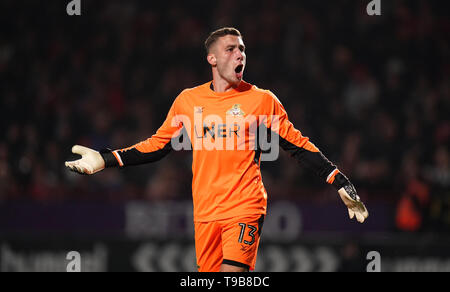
[207,35,246,89]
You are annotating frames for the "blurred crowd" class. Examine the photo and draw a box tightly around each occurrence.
[0,0,449,232]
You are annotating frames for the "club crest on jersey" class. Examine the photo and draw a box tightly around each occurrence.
[195,106,204,113]
[226,104,245,117]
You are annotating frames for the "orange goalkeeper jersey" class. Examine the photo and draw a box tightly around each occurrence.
[103,81,339,222]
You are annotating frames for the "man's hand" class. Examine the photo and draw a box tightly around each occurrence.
[338,184,369,223]
[332,172,369,223]
[65,145,105,175]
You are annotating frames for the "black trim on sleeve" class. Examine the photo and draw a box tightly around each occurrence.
[99,149,119,168]
[117,129,191,167]
[256,123,337,182]
[278,135,337,182]
[118,142,173,166]
[222,259,250,270]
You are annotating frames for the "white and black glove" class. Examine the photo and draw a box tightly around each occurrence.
[333,173,369,223]
[65,145,105,175]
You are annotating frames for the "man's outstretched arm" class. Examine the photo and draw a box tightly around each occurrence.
[276,134,369,223]
[265,91,368,223]
[65,96,184,174]
[65,137,175,174]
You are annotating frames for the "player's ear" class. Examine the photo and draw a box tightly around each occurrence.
[207,53,217,66]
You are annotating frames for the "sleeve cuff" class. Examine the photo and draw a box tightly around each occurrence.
[99,149,120,168]
[326,169,340,184]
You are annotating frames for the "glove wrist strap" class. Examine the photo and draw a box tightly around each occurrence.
[99,149,120,168]
[332,172,350,189]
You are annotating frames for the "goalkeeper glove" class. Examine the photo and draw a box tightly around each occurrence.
[333,172,369,223]
[65,145,105,175]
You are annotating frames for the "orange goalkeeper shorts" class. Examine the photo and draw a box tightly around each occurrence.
[194,214,265,272]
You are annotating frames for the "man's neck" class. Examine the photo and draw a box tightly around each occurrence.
[211,79,239,93]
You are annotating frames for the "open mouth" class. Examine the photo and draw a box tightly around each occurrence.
[235,64,244,73]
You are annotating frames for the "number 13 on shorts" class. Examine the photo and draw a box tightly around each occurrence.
[238,223,257,245]
[195,214,265,271]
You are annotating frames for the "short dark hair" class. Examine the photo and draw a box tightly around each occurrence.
[204,27,242,54]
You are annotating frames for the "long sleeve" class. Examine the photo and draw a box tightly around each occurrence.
[101,96,184,167]
[265,91,340,185]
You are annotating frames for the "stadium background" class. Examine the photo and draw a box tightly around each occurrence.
[0,0,449,271]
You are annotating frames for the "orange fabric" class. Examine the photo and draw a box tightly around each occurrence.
[115,81,317,222]
[195,214,264,272]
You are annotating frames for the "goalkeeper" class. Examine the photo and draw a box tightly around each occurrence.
[65,27,368,272]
